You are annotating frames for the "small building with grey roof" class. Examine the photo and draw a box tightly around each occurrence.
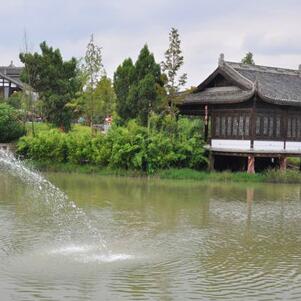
[0,61,24,99]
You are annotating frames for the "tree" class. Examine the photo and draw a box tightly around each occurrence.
[69,75,116,124]
[19,41,80,131]
[0,103,25,143]
[93,76,116,121]
[114,58,136,121]
[161,28,187,114]
[83,34,104,132]
[114,45,165,125]
[22,31,36,135]
[242,52,255,65]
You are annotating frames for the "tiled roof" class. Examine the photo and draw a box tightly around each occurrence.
[183,58,301,107]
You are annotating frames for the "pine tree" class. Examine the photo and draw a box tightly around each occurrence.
[114,45,165,125]
[242,52,255,65]
[113,58,135,122]
[19,42,80,131]
[161,28,187,114]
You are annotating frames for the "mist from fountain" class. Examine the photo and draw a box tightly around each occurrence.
[0,150,108,256]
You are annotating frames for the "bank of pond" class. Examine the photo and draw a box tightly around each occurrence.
[22,160,301,184]
[13,119,301,184]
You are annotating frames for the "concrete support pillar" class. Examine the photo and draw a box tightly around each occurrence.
[247,155,255,174]
[208,152,215,172]
[279,156,287,172]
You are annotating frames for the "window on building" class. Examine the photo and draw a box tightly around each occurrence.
[287,117,292,138]
[215,116,220,136]
[233,117,238,136]
[268,117,274,137]
[276,117,281,138]
[221,116,226,136]
[256,117,261,135]
[263,117,268,136]
[227,116,232,136]
[245,116,250,136]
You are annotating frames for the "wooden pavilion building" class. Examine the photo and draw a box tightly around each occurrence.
[180,54,301,173]
[0,61,24,98]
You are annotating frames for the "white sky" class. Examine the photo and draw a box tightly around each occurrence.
[1,0,300,87]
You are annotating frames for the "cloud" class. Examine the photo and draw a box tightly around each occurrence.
[0,0,300,87]
[243,33,301,56]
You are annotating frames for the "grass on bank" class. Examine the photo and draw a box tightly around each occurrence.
[25,122,90,136]
[24,160,301,184]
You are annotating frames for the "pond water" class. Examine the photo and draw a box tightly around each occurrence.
[1,168,301,300]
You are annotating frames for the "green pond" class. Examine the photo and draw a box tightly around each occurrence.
[1,171,301,300]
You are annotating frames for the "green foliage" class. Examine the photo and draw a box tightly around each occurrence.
[83,34,104,87]
[161,27,187,112]
[94,76,116,121]
[241,52,255,65]
[80,34,105,129]
[17,116,207,173]
[263,169,301,183]
[17,129,67,162]
[5,92,23,109]
[0,103,25,143]
[114,45,166,125]
[72,76,116,124]
[114,58,135,122]
[19,41,80,131]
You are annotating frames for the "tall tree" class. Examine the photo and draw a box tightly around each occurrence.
[114,45,165,126]
[83,34,104,132]
[93,76,116,122]
[19,41,80,131]
[242,52,255,65]
[22,31,36,135]
[113,58,135,121]
[161,28,187,114]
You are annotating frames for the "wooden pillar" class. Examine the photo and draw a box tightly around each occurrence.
[250,96,257,149]
[204,105,209,143]
[247,155,255,174]
[204,122,209,143]
[208,152,215,172]
[279,156,287,172]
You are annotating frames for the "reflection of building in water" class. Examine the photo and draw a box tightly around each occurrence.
[0,61,24,98]
[180,54,301,173]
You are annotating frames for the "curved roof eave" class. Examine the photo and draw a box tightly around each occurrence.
[0,72,24,89]
[257,88,301,107]
[195,62,254,93]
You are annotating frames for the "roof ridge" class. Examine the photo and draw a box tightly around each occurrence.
[225,61,299,76]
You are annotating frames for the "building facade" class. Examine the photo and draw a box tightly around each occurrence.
[180,54,301,173]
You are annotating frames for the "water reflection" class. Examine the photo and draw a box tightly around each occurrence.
[1,172,301,300]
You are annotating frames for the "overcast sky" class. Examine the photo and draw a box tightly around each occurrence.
[1,0,300,86]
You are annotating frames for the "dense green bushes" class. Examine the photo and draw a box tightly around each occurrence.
[0,103,26,143]
[17,116,207,173]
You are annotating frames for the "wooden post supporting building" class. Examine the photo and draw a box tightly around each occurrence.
[208,152,215,172]
[279,156,287,171]
[247,155,255,174]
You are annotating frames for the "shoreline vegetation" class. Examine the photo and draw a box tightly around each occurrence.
[25,160,301,184]
[14,122,301,185]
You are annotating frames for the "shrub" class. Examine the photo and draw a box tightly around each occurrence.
[17,116,208,172]
[18,129,67,162]
[0,103,25,143]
